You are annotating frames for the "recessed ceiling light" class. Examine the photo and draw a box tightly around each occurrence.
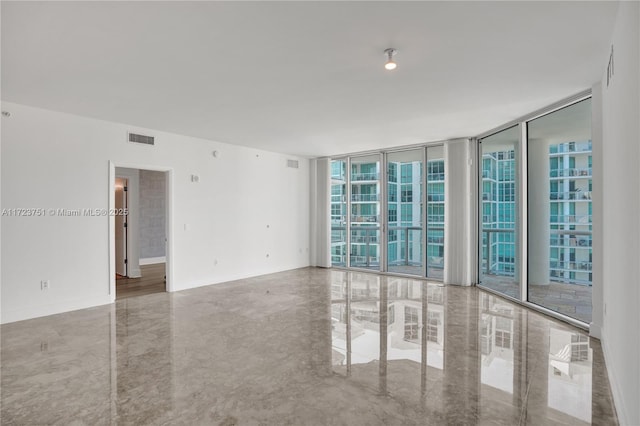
[384,48,397,71]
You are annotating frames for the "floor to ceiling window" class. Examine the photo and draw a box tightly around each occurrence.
[426,146,445,279]
[479,126,520,299]
[331,159,348,266]
[330,146,445,279]
[527,98,592,323]
[350,155,382,270]
[478,94,593,325]
[387,150,424,275]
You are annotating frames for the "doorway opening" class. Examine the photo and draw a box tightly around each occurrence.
[113,167,170,300]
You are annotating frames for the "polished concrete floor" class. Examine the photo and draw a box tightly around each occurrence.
[1,268,617,425]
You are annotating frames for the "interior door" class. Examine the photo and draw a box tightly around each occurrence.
[115,178,128,276]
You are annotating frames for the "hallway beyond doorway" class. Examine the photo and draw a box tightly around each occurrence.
[116,263,165,299]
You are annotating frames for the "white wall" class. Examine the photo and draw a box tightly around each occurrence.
[1,102,310,323]
[600,2,640,425]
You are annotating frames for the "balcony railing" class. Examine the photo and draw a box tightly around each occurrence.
[550,191,592,201]
[351,194,379,202]
[481,229,515,276]
[351,215,378,223]
[427,215,445,223]
[482,228,593,284]
[550,260,592,272]
[330,226,445,271]
[350,255,380,267]
[550,168,592,178]
[388,226,422,268]
[351,172,379,181]
[350,227,380,268]
[549,215,592,224]
[550,236,592,247]
[549,141,592,154]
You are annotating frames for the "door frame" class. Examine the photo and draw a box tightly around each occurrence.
[114,177,129,277]
[108,161,174,302]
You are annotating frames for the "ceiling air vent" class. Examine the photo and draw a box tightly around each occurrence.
[287,159,299,169]
[128,132,155,146]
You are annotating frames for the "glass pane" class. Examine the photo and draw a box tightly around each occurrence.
[350,155,381,270]
[426,146,445,279]
[527,98,592,323]
[387,150,423,275]
[479,126,520,298]
[330,160,347,267]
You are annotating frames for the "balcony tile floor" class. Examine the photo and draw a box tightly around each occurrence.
[1,268,614,425]
[480,275,593,323]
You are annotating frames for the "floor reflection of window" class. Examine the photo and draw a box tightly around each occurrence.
[426,311,439,343]
[480,318,492,355]
[494,317,512,349]
[404,306,419,342]
[427,286,444,304]
[571,334,589,362]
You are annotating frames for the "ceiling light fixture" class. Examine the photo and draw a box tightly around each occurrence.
[384,48,397,70]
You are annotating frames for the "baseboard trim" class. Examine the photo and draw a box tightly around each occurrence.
[140,256,166,265]
[128,268,142,278]
[600,329,628,425]
[1,295,112,324]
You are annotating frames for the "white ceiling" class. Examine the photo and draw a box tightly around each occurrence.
[1,1,618,158]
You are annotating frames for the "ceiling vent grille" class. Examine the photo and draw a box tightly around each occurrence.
[128,132,155,146]
[287,159,299,169]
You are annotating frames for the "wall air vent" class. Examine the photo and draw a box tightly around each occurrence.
[287,159,299,169]
[128,132,155,146]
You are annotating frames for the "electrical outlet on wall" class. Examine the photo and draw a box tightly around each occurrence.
[40,280,50,290]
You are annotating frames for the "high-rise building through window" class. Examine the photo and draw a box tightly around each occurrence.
[481,141,592,287]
